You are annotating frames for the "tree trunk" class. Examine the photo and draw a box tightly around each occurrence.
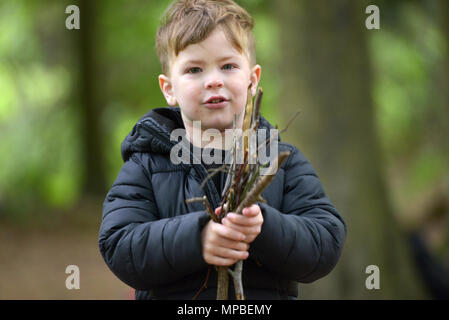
[276,0,425,298]
[436,0,449,163]
[77,0,106,197]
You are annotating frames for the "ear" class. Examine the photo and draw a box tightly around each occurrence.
[250,64,262,96]
[158,74,177,106]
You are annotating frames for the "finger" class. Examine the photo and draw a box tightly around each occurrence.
[212,233,249,251]
[206,255,238,267]
[212,222,246,241]
[203,238,248,256]
[243,204,261,216]
[222,218,261,235]
[225,213,260,226]
[203,242,248,261]
[213,247,249,261]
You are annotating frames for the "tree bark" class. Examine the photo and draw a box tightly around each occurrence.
[276,0,425,298]
[77,0,106,197]
[436,0,449,163]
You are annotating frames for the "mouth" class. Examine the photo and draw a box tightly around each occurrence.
[204,96,229,109]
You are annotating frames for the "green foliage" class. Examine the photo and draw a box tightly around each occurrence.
[0,0,447,229]
[370,1,448,215]
[0,0,281,220]
[0,1,79,218]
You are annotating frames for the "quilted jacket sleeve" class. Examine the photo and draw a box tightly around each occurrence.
[249,146,347,283]
[98,153,209,290]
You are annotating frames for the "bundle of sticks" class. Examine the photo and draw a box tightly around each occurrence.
[188,86,290,300]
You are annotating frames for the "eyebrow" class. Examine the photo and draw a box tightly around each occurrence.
[181,56,238,65]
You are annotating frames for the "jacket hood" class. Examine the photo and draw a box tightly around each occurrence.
[121,107,278,162]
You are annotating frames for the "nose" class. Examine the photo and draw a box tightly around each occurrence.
[205,74,224,89]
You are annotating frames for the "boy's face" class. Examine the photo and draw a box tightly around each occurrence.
[159,27,261,133]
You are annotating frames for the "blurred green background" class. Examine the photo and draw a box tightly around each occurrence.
[0,0,448,299]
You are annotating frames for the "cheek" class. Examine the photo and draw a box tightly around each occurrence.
[175,81,201,102]
[230,79,250,110]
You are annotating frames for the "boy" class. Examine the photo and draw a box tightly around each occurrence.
[99,0,346,300]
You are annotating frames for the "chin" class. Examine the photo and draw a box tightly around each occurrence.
[207,111,243,130]
[202,119,233,131]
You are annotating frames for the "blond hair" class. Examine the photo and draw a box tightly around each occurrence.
[156,0,256,75]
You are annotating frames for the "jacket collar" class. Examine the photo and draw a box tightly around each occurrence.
[121,107,278,162]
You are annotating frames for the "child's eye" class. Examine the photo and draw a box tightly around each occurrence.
[187,67,202,74]
[222,64,236,70]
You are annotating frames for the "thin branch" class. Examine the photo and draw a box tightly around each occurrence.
[192,267,212,300]
[279,110,301,135]
[235,151,290,214]
[199,164,229,190]
[185,196,218,222]
[252,87,263,124]
[228,260,244,300]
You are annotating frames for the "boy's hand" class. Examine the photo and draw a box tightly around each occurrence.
[201,220,249,266]
[219,204,264,244]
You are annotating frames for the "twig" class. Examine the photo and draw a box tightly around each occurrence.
[216,266,229,300]
[201,87,292,301]
[279,110,301,135]
[228,260,244,300]
[192,267,212,300]
[234,152,290,214]
[200,165,229,190]
[227,151,290,300]
[252,87,263,125]
[185,196,218,222]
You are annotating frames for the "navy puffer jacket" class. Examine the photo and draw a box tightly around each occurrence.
[98,107,346,300]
